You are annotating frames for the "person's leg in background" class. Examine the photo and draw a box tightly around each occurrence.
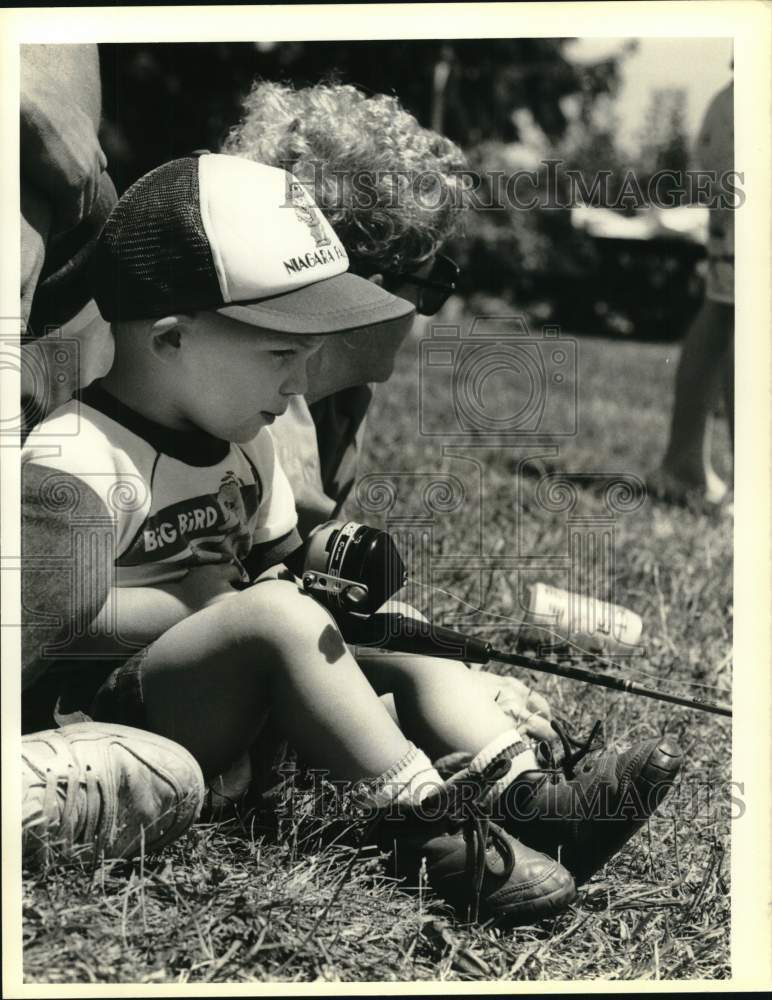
[651,297,733,506]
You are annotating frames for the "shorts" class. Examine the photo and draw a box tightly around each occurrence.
[22,651,148,735]
[23,648,283,796]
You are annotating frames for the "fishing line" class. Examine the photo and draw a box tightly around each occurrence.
[405,578,731,698]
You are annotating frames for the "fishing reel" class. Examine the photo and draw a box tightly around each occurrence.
[301,519,493,662]
[301,520,408,617]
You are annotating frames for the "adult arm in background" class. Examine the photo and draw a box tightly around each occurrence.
[20,44,107,233]
[20,44,108,329]
[21,463,113,689]
[270,395,338,538]
[271,315,413,535]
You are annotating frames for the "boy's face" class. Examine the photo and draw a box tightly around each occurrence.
[173,312,323,442]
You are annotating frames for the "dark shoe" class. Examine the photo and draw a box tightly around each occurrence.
[378,759,576,925]
[502,720,683,883]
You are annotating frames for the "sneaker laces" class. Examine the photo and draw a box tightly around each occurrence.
[550,719,605,778]
[443,758,517,919]
[527,719,606,785]
[35,759,105,859]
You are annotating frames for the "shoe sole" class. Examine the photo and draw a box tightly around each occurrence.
[488,875,577,926]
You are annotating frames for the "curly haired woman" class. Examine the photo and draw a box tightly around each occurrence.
[223,81,467,278]
[222,82,554,739]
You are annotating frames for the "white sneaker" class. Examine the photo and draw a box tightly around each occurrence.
[22,723,205,867]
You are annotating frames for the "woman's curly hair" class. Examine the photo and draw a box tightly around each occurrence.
[222,81,469,276]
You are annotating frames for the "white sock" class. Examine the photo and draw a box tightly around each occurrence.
[450,728,537,801]
[358,743,443,810]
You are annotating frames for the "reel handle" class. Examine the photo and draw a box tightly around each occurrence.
[302,521,408,616]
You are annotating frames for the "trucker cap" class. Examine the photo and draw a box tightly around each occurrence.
[92,153,415,334]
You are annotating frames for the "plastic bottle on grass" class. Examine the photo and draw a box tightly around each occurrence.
[518,582,643,655]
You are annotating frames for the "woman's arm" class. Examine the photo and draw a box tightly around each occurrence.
[21,44,106,231]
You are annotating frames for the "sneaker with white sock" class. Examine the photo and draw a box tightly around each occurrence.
[22,723,205,867]
[379,757,576,925]
[375,734,576,925]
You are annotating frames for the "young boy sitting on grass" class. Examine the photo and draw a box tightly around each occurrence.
[22,153,680,922]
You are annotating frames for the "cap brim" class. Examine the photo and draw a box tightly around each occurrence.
[216,272,415,334]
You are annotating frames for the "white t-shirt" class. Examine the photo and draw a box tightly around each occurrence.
[22,384,299,587]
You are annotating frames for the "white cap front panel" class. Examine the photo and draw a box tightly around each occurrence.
[197,154,349,304]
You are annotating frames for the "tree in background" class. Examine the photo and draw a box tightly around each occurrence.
[633,87,691,203]
[98,40,695,338]
[98,39,622,192]
[549,83,702,338]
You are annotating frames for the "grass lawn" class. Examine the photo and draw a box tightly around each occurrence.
[22,319,733,984]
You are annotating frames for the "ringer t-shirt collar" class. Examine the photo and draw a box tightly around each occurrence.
[79,382,230,466]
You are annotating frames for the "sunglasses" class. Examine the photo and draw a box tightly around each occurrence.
[382,254,460,316]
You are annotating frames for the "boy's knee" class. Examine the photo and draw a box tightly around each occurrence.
[232,579,339,650]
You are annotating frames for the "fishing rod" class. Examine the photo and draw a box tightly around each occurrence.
[301,520,733,719]
[337,612,732,718]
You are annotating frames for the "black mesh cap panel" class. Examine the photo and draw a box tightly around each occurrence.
[92,157,223,321]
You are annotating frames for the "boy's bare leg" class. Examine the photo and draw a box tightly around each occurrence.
[89,579,579,923]
[108,580,413,781]
[354,599,553,745]
[355,651,516,761]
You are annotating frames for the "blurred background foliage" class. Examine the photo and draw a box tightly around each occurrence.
[98,39,701,341]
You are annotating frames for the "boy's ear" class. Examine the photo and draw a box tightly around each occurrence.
[367,273,385,288]
[149,316,186,361]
